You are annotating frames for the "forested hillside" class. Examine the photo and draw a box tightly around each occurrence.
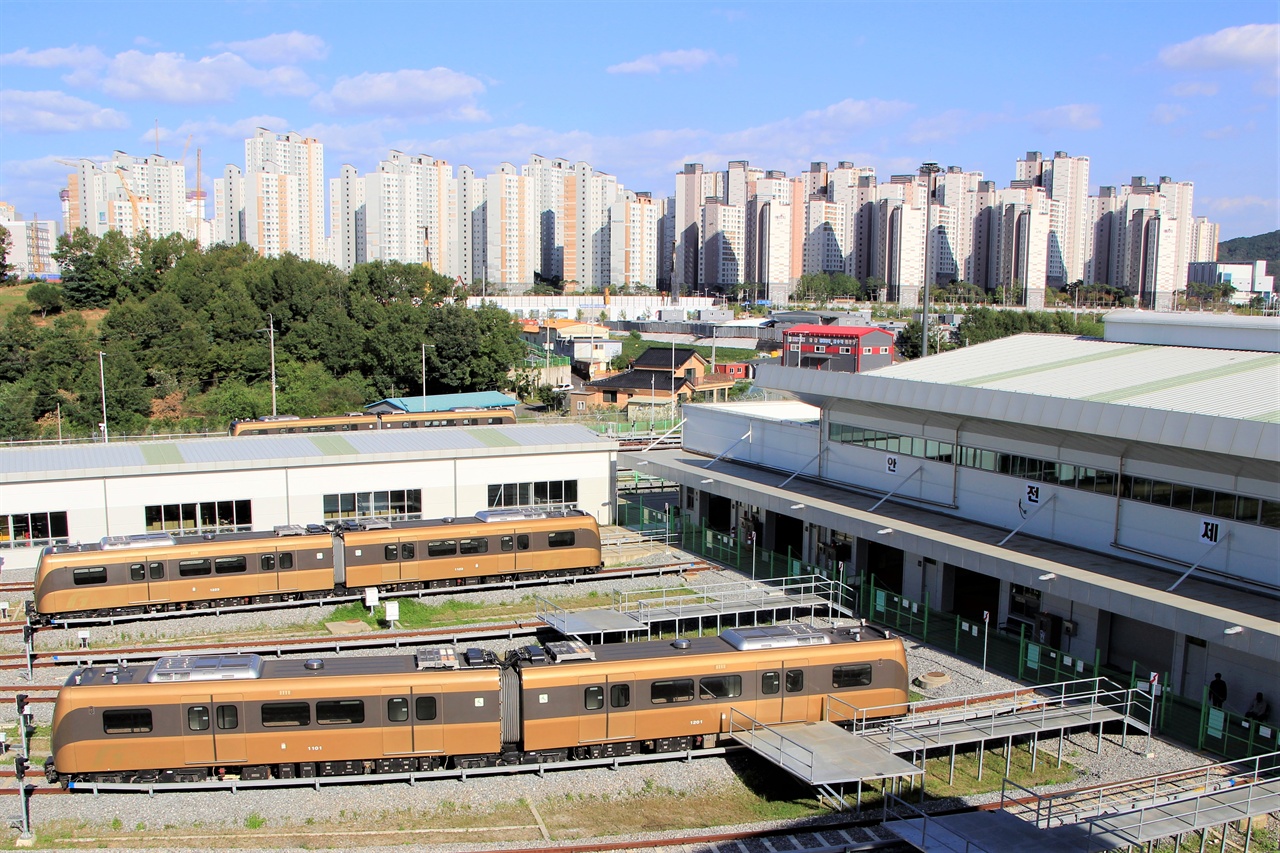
[0,230,528,442]
[1218,230,1278,275]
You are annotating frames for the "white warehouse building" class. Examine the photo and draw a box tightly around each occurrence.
[0,425,617,574]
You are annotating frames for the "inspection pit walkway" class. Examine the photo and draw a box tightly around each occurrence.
[536,574,849,641]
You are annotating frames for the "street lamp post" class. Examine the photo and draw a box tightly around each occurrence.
[97,351,108,444]
[919,162,942,358]
[421,343,435,399]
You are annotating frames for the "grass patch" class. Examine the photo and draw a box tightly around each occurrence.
[917,741,1080,798]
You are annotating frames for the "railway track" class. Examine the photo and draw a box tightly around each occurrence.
[0,558,706,635]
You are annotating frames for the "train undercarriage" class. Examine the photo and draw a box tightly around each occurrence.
[47,735,705,788]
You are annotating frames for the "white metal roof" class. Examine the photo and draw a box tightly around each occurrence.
[0,424,613,482]
[756,334,1280,461]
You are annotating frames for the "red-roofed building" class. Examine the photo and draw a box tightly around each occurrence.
[781,325,895,372]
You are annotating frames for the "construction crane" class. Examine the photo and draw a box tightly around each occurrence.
[113,166,143,237]
[421,226,433,271]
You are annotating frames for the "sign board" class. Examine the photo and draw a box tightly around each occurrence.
[885,455,899,475]
[1199,518,1221,544]
[384,601,399,624]
[365,587,380,608]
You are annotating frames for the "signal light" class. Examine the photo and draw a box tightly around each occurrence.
[13,756,27,779]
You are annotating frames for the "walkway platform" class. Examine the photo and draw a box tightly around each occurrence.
[728,717,922,787]
[884,809,1128,853]
[536,574,849,640]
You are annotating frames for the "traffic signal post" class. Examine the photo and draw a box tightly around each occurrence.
[13,694,33,845]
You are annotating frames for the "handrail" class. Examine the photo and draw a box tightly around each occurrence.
[884,788,996,853]
[726,707,815,780]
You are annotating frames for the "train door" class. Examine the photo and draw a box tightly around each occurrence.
[213,696,247,762]
[381,541,404,583]
[579,677,607,743]
[274,550,299,594]
[607,674,635,740]
[382,689,412,755]
[414,687,444,755]
[126,561,152,605]
[781,661,809,723]
[514,531,534,574]
[755,664,784,724]
[181,695,215,765]
[493,534,517,577]
[257,553,281,596]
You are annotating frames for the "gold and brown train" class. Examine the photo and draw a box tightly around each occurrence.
[229,408,517,436]
[31,509,601,624]
[45,624,910,787]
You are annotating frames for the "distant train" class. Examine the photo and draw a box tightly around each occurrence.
[45,624,910,787]
[31,509,601,624]
[229,408,517,436]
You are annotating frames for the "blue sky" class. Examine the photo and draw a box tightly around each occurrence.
[1,1,1277,240]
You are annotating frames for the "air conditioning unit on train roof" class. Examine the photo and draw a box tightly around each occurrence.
[720,625,833,651]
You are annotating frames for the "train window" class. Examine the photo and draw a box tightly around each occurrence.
[785,670,805,693]
[261,702,311,727]
[699,676,742,699]
[459,538,489,555]
[415,697,437,721]
[832,664,873,688]
[500,536,514,552]
[427,540,456,557]
[73,566,108,586]
[650,679,695,704]
[216,705,239,730]
[384,545,398,561]
[187,706,210,731]
[279,553,294,570]
[548,531,576,548]
[401,543,416,560]
[260,555,276,571]
[102,709,153,734]
[178,559,211,577]
[761,672,780,695]
[129,563,145,582]
[584,686,604,710]
[610,684,631,708]
[316,700,365,725]
[387,698,409,722]
[215,557,247,574]
[517,535,530,551]
[149,562,164,580]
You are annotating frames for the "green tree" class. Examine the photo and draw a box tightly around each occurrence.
[26,281,64,317]
[54,228,132,308]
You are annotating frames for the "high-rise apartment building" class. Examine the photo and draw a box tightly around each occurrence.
[484,163,536,286]
[241,128,325,261]
[452,165,487,287]
[63,152,187,240]
[1016,151,1090,285]
[0,209,59,278]
[609,191,659,288]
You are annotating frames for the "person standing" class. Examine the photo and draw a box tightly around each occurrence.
[1209,673,1228,708]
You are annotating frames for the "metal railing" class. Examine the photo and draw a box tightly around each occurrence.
[1000,749,1280,833]
[726,707,816,781]
[883,788,996,853]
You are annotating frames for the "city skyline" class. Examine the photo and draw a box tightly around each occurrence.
[1,1,1277,240]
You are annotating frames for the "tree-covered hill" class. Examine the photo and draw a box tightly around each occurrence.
[0,229,529,442]
[1218,230,1278,276]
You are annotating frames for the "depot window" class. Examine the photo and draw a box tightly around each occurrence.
[144,500,252,534]
[323,489,422,522]
[0,510,69,549]
[487,480,579,509]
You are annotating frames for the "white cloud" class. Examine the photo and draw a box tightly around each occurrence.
[1027,103,1101,132]
[607,49,731,75]
[218,32,328,64]
[905,108,1009,145]
[100,50,317,103]
[1150,104,1189,125]
[1198,195,1275,214]
[1158,23,1279,69]
[1170,81,1219,97]
[0,89,129,133]
[312,69,487,120]
[719,98,914,152]
[0,44,108,68]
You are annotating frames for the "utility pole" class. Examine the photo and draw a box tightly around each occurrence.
[97,351,108,443]
[919,162,941,358]
[258,313,277,417]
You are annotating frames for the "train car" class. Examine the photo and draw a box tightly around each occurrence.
[31,528,336,622]
[339,509,602,591]
[31,510,602,624]
[46,649,503,785]
[45,625,909,787]
[230,408,517,436]
[515,624,909,761]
